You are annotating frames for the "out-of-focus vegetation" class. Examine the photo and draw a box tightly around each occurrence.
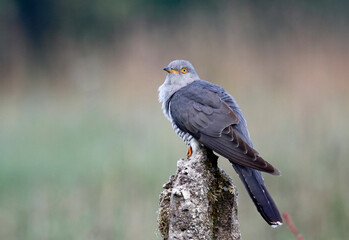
[1,1,349,239]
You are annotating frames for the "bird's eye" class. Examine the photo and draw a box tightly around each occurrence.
[180,67,188,74]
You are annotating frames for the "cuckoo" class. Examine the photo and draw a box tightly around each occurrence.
[158,60,283,226]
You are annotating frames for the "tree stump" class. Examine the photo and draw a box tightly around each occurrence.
[157,147,241,240]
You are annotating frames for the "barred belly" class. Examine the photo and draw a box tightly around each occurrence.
[171,120,193,146]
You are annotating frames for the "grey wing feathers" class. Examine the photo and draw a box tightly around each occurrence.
[200,126,280,175]
[170,80,280,175]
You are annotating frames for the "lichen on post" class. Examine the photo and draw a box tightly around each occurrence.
[157,147,241,240]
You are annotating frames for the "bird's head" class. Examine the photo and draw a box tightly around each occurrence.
[159,60,199,104]
[163,60,199,87]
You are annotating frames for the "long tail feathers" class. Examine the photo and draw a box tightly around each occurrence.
[233,164,283,226]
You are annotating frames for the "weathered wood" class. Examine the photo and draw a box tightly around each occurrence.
[157,147,241,240]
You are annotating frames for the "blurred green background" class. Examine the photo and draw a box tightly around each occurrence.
[1,1,349,239]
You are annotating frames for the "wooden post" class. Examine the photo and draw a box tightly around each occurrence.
[157,147,241,240]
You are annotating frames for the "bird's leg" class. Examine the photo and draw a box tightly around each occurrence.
[186,146,193,158]
[186,139,201,159]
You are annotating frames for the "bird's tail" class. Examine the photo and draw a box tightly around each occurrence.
[232,164,283,226]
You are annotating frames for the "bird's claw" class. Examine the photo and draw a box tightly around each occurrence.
[186,146,192,159]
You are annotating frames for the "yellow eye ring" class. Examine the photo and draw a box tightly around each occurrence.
[180,67,188,74]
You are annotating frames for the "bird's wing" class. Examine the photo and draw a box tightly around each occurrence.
[170,82,280,175]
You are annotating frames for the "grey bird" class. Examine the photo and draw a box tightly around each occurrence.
[159,60,283,226]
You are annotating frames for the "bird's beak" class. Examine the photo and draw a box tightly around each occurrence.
[163,67,179,74]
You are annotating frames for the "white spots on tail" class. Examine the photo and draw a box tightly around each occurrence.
[271,221,283,228]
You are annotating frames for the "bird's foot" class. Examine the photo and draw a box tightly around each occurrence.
[186,146,193,159]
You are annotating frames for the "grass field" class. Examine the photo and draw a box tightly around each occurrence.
[1,22,349,239]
